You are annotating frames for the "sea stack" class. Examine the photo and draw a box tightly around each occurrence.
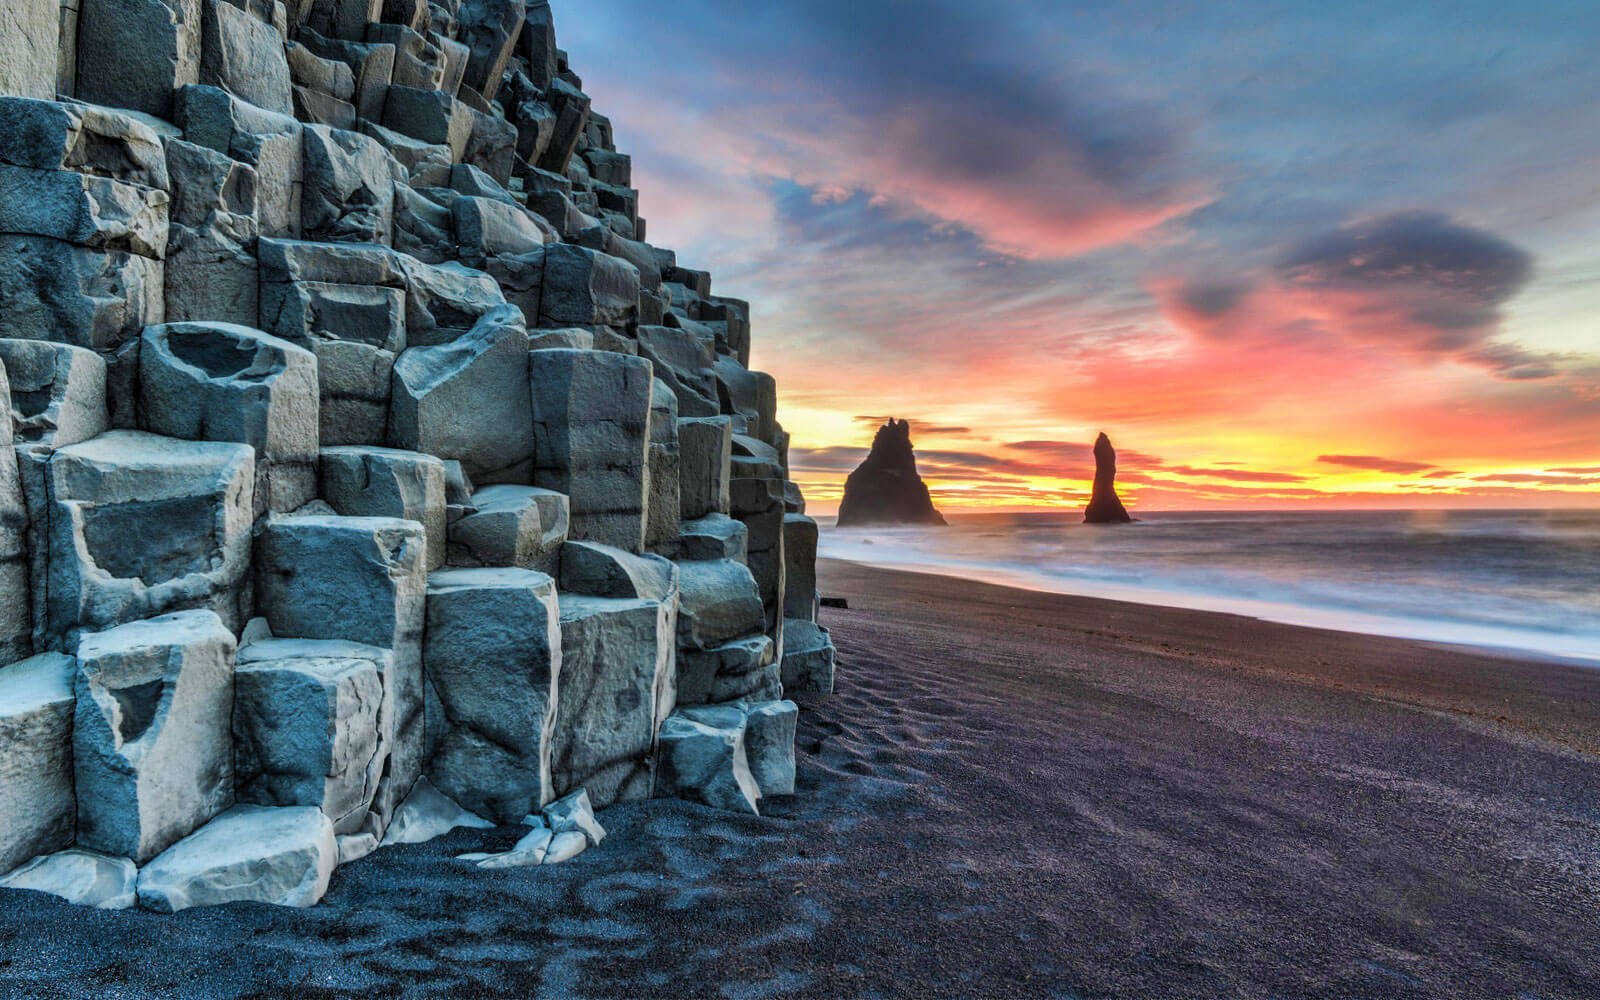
[1083,433,1134,524]
[836,420,948,527]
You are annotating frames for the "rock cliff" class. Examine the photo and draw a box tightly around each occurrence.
[836,418,947,527]
[1083,432,1133,524]
[0,0,837,911]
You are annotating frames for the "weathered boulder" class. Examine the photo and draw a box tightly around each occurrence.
[0,165,169,259]
[255,514,428,822]
[781,619,836,695]
[199,0,293,116]
[378,775,493,846]
[646,380,682,552]
[678,416,732,521]
[77,0,202,119]
[0,848,138,909]
[423,568,559,823]
[319,446,447,570]
[530,348,652,551]
[74,610,236,863]
[675,558,764,653]
[836,418,947,527]
[551,596,674,808]
[542,788,605,847]
[0,340,108,449]
[234,637,389,835]
[400,258,507,348]
[136,804,338,912]
[741,700,798,797]
[559,540,677,602]
[0,0,59,101]
[678,513,748,564]
[678,634,778,707]
[447,485,568,573]
[37,433,254,646]
[258,238,407,445]
[139,323,320,515]
[390,304,534,484]
[0,97,168,189]
[0,236,164,354]
[782,514,820,622]
[730,476,786,645]
[0,653,77,873]
[301,124,402,245]
[654,708,759,815]
[1083,432,1134,524]
[538,243,639,329]
[162,139,261,325]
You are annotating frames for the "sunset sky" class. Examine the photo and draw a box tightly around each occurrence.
[558,0,1600,514]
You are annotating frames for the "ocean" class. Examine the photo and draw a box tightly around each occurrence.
[818,509,1600,664]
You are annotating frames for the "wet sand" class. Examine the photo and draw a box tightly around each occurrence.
[4,558,1600,999]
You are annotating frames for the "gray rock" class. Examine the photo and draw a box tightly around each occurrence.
[200,0,293,116]
[637,325,717,416]
[646,380,681,552]
[176,84,303,238]
[74,610,236,863]
[551,595,674,808]
[0,653,76,873]
[676,558,764,653]
[457,0,523,102]
[77,0,201,119]
[677,514,749,565]
[390,304,533,484]
[559,540,678,602]
[40,433,254,646]
[0,340,108,448]
[458,821,550,868]
[319,447,447,570]
[541,829,588,865]
[139,323,320,515]
[363,23,444,92]
[447,484,568,573]
[654,709,759,815]
[301,125,402,248]
[678,416,732,520]
[136,804,337,912]
[741,700,797,797]
[423,567,559,823]
[541,788,605,847]
[378,775,494,846]
[782,514,820,622]
[287,42,356,100]
[234,637,389,834]
[530,349,652,551]
[0,365,26,663]
[392,184,457,263]
[538,243,640,329]
[360,123,451,189]
[462,109,518,186]
[305,0,380,41]
[0,236,164,354]
[732,477,787,645]
[400,258,506,348]
[0,98,169,189]
[0,0,59,101]
[297,29,396,123]
[255,514,428,822]
[678,634,778,707]
[536,78,589,175]
[452,195,548,268]
[162,140,260,325]
[780,618,836,695]
[381,85,472,160]
[258,238,407,446]
[0,165,169,260]
[0,848,137,909]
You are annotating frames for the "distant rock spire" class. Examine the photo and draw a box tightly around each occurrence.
[1083,432,1133,524]
[836,419,948,527]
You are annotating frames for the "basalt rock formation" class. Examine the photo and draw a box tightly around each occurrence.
[0,0,836,912]
[836,418,947,527]
[1083,432,1134,524]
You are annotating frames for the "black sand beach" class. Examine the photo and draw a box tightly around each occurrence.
[5,558,1599,999]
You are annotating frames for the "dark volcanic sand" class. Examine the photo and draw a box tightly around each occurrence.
[5,559,1600,999]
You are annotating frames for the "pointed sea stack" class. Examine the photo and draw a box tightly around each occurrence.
[1083,432,1134,524]
[836,419,948,527]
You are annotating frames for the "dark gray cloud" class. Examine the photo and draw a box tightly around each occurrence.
[1317,455,1435,475]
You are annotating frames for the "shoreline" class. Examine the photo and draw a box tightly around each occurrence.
[816,549,1600,667]
[4,560,1598,998]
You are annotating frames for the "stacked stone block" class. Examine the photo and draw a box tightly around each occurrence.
[0,0,834,911]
